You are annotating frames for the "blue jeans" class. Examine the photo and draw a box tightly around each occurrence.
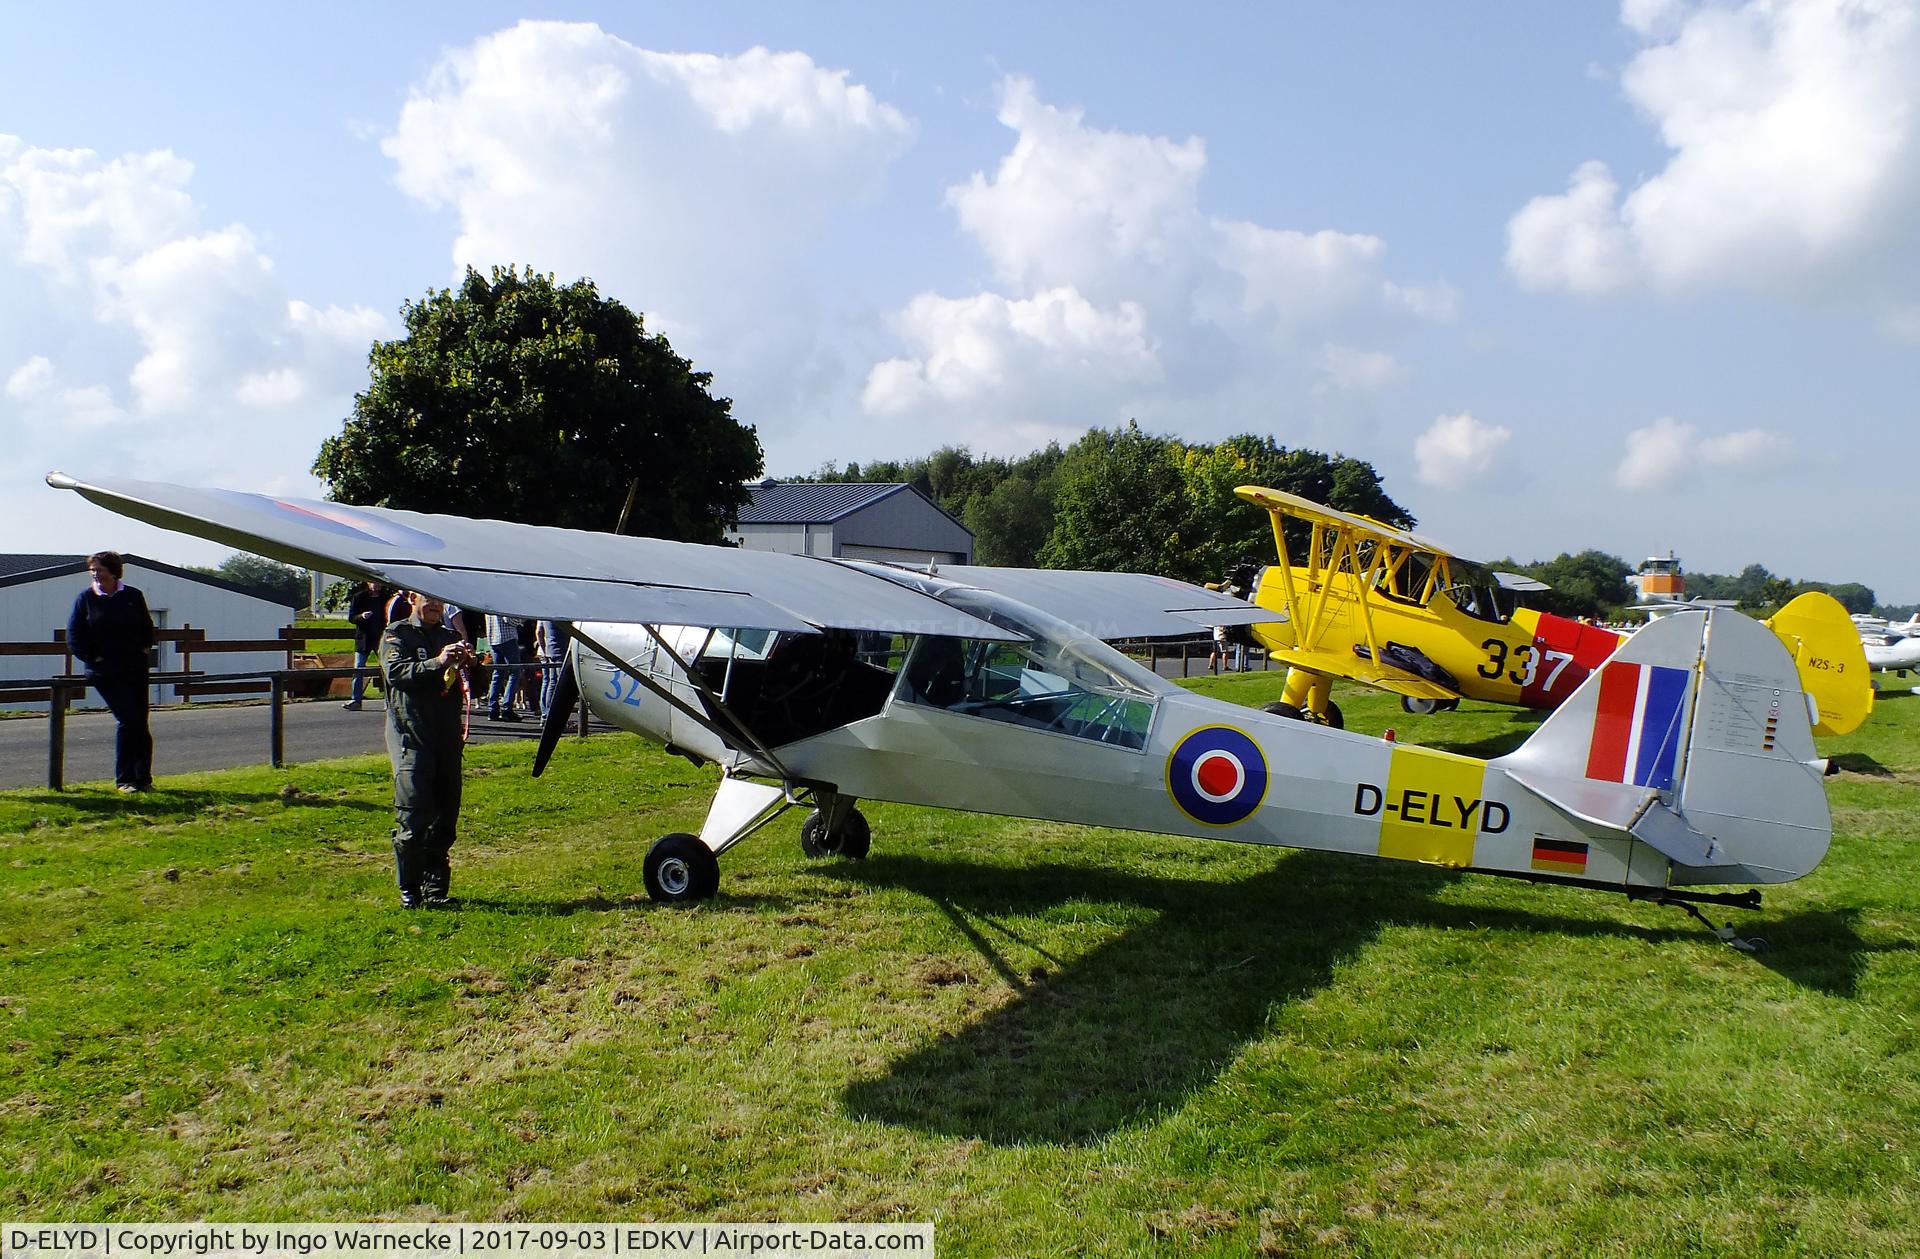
[486,639,522,711]
[351,648,372,703]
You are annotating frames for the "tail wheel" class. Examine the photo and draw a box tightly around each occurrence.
[800,807,871,860]
[644,833,719,903]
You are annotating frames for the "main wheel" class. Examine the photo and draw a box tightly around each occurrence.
[1322,700,1343,730]
[644,832,719,903]
[800,807,872,860]
[1401,696,1440,716]
[1263,701,1304,719]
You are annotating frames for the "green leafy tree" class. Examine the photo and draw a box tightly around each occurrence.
[963,474,1053,566]
[313,266,762,541]
[1522,550,1633,620]
[1039,423,1191,577]
[190,554,308,607]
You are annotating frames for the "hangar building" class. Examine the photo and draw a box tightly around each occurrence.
[0,554,299,710]
[725,481,974,567]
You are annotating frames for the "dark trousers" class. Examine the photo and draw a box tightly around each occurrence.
[392,743,461,896]
[91,671,153,787]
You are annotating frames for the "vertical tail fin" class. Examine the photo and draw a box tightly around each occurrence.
[1497,609,1831,885]
[1765,590,1874,735]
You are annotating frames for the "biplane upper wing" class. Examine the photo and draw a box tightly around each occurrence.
[1234,485,1457,556]
[917,564,1284,640]
[46,473,1022,640]
[1264,646,1461,700]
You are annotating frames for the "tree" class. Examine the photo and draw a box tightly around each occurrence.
[190,554,308,607]
[1040,423,1192,577]
[963,474,1053,566]
[313,266,762,542]
[1528,550,1633,620]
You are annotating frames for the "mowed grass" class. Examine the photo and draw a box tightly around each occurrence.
[2,673,1917,1255]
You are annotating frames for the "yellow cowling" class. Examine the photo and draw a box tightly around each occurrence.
[1765,591,1873,736]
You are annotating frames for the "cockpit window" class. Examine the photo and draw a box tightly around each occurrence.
[1441,563,1516,624]
[899,588,1169,749]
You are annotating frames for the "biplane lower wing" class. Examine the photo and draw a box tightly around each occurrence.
[1265,647,1460,701]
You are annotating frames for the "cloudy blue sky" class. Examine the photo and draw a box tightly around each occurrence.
[4,2,1916,599]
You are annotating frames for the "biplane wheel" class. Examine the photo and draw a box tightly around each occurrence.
[1440,699,1460,713]
[800,808,871,860]
[644,833,719,903]
[1401,696,1440,716]
[1262,699,1341,728]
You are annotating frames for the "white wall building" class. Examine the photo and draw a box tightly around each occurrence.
[724,482,974,566]
[0,554,300,711]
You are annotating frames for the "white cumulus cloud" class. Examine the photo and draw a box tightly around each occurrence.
[866,77,1450,446]
[0,135,386,419]
[382,20,914,417]
[1616,416,1793,489]
[1414,413,1513,487]
[1507,0,1920,312]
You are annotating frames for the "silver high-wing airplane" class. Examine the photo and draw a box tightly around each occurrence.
[50,473,1838,949]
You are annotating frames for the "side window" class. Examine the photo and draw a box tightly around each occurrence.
[902,636,1157,749]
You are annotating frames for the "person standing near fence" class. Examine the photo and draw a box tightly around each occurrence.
[535,618,567,718]
[484,612,526,721]
[380,591,474,909]
[67,551,156,793]
[343,579,387,710]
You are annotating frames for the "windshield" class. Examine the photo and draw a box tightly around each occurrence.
[899,586,1175,749]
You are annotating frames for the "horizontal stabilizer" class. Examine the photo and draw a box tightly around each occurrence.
[1500,765,1736,867]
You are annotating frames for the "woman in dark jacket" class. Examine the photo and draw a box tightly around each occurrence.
[67,551,156,792]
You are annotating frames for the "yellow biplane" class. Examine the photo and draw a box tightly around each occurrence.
[1235,486,1872,736]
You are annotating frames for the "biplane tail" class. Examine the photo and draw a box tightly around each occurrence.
[1764,590,1873,736]
[1495,609,1831,886]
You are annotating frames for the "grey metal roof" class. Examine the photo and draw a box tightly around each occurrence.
[0,554,80,581]
[0,552,301,604]
[735,482,915,525]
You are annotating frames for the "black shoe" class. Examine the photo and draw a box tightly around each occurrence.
[487,708,501,721]
[400,889,423,909]
[423,894,457,909]
[499,709,522,723]
[342,701,362,710]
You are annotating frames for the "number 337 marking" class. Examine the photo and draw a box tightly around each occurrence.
[1480,640,1575,690]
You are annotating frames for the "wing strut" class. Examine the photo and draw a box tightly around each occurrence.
[567,625,796,784]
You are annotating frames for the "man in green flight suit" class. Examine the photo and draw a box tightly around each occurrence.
[380,591,477,908]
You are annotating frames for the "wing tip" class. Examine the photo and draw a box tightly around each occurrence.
[45,471,78,490]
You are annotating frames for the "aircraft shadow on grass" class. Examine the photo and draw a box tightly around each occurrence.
[835,849,1872,1144]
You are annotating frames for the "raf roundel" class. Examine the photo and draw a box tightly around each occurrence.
[1167,726,1269,826]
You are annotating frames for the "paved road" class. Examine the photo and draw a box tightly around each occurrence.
[0,652,1270,791]
[0,700,592,791]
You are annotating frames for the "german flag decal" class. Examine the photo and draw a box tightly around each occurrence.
[1531,836,1589,875]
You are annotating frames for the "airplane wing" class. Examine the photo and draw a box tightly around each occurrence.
[1265,645,1461,700]
[46,472,1023,640]
[912,564,1284,640]
[1235,484,1457,556]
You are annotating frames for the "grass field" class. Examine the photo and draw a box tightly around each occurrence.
[2,673,1917,1254]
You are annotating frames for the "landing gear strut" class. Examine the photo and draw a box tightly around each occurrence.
[1658,895,1770,954]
